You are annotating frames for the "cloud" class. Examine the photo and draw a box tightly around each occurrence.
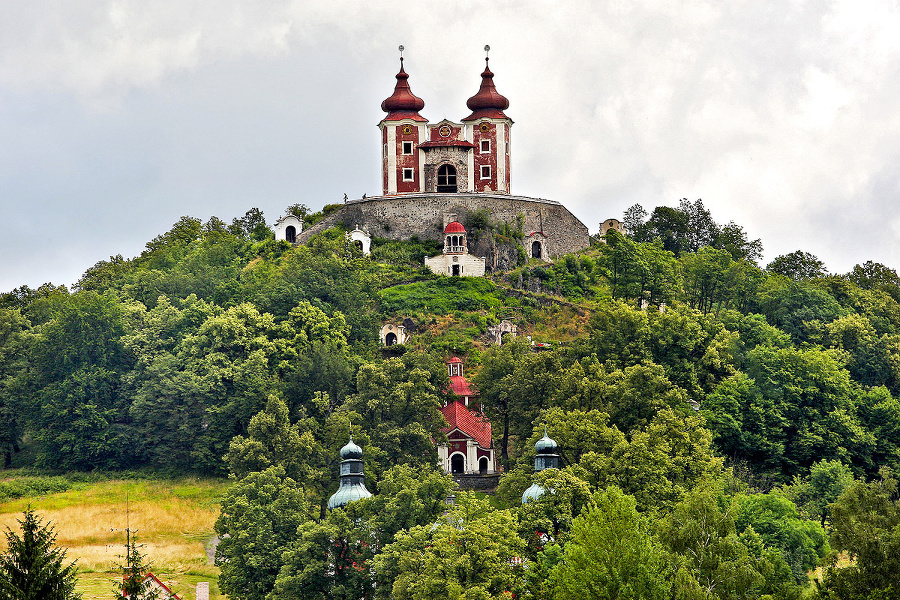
[3,0,900,291]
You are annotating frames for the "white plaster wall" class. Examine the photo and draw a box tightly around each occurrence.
[424,253,486,277]
[274,215,303,243]
[349,228,371,256]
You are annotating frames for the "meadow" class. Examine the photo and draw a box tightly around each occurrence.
[0,474,229,600]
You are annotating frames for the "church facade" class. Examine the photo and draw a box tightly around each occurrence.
[379,52,511,196]
[295,51,590,263]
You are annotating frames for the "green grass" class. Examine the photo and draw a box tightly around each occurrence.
[0,474,229,599]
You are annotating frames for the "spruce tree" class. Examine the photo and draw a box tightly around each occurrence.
[0,508,81,600]
[115,529,171,600]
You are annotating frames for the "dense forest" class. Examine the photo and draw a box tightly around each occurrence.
[2,199,900,599]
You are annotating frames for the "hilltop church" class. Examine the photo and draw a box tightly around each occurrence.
[292,49,590,269]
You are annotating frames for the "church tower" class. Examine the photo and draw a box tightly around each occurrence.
[379,48,427,196]
[327,435,373,510]
[461,47,512,194]
[522,427,559,503]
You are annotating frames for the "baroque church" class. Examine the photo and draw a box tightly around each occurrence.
[290,49,591,270]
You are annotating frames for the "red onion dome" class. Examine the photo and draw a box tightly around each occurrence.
[463,58,509,121]
[381,58,426,121]
[444,221,466,234]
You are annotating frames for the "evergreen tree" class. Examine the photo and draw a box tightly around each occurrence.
[0,508,81,600]
[115,529,174,600]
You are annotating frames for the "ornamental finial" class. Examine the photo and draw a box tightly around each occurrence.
[484,44,490,64]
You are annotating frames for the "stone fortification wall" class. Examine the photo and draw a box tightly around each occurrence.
[296,193,590,257]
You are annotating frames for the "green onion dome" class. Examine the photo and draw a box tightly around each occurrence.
[535,431,558,455]
[522,427,560,504]
[522,482,546,504]
[328,435,372,511]
[340,437,363,460]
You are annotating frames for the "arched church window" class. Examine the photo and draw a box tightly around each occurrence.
[437,164,458,193]
[285,226,296,244]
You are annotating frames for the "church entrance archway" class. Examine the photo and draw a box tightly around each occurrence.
[450,453,465,474]
[452,264,461,276]
[385,332,397,346]
[531,241,542,259]
[437,165,458,193]
[479,457,489,474]
[285,226,296,244]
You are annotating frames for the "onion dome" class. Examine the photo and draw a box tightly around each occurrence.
[522,482,546,504]
[463,57,510,121]
[444,221,466,234]
[522,426,560,504]
[328,435,373,510]
[340,436,363,460]
[381,58,427,122]
[535,429,558,455]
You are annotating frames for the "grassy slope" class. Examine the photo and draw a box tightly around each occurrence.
[0,476,228,600]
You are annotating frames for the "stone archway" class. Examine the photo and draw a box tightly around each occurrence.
[451,453,465,474]
[531,240,542,259]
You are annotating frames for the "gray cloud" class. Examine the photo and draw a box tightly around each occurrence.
[2,0,900,291]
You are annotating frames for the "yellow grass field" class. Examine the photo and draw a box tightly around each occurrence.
[0,476,229,600]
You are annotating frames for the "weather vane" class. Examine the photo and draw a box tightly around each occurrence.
[399,45,405,59]
[484,44,490,58]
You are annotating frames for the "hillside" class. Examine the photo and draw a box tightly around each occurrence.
[2,199,900,599]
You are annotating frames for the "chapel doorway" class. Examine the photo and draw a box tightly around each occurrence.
[479,457,489,475]
[285,226,296,244]
[385,332,397,346]
[531,241,542,259]
[437,165,458,193]
[452,264,461,276]
[451,454,465,474]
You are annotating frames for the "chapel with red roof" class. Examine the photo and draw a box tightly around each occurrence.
[438,357,496,475]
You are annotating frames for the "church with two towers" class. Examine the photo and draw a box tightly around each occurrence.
[293,48,590,270]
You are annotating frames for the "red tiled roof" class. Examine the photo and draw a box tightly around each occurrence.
[441,400,492,448]
[449,375,474,396]
[444,221,466,234]
[418,139,476,149]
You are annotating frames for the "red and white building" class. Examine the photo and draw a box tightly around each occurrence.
[438,357,496,475]
[424,220,486,277]
[379,54,512,196]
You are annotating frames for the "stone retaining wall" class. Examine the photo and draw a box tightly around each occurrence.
[452,473,501,491]
[296,193,590,258]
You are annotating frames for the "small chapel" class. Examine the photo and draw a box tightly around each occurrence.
[438,357,496,475]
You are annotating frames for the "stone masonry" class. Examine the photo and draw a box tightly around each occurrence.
[296,193,590,258]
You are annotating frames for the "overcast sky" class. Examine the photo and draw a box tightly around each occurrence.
[2,0,900,292]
